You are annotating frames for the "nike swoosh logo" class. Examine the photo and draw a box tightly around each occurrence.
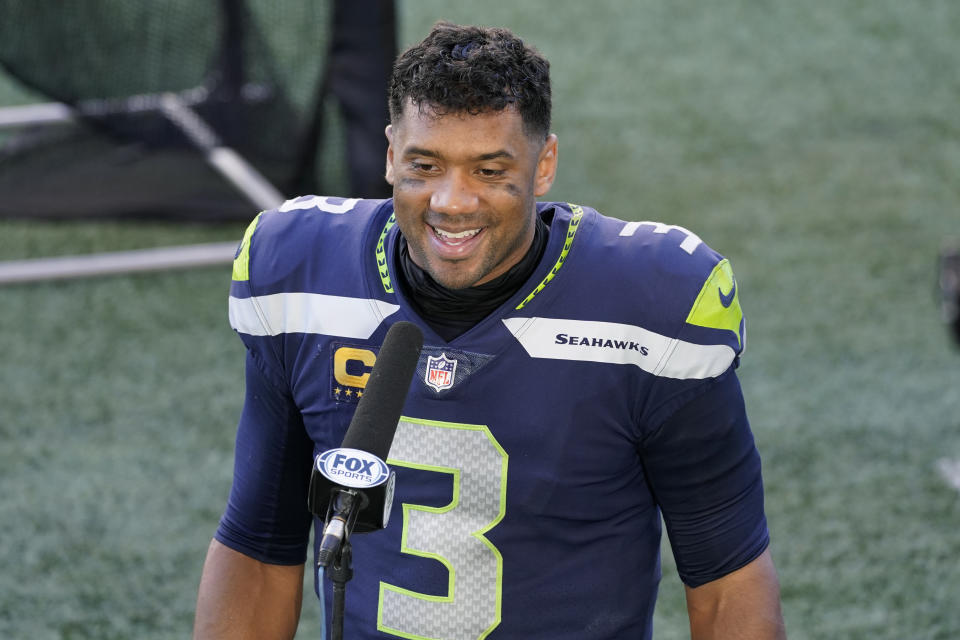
[719,280,737,308]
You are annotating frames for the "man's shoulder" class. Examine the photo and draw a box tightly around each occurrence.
[583,208,723,278]
[245,195,390,258]
[551,204,733,300]
[541,203,745,355]
[232,196,393,293]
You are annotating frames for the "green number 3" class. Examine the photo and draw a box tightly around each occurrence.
[378,417,509,640]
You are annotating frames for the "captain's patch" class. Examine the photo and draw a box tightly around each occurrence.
[330,343,378,403]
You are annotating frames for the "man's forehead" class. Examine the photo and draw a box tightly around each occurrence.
[394,98,524,131]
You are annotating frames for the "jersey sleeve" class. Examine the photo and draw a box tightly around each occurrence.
[214,209,316,565]
[214,350,315,565]
[622,224,766,586]
[639,367,768,587]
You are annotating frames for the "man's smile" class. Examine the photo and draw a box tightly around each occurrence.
[432,225,483,244]
[427,224,486,259]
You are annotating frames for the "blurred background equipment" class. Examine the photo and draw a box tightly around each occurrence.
[0,0,396,221]
[939,242,960,345]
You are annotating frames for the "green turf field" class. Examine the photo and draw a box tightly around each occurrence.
[2,1,959,638]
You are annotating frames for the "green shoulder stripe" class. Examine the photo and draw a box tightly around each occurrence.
[515,203,584,310]
[232,212,263,282]
[685,258,743,347]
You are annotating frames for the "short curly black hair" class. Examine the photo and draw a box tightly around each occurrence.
[389,22,551,140]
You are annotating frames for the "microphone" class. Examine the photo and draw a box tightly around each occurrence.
[308,321,423,567]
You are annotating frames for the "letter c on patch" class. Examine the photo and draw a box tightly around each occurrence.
[334,347,377,389]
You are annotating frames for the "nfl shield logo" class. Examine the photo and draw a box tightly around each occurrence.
[425,353,457,392]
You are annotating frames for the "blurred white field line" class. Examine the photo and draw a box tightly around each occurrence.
[0,242,238,284]
[936,458,960,494]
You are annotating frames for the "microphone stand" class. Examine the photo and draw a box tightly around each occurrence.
[328,538,353,640]
[318,488,363,639]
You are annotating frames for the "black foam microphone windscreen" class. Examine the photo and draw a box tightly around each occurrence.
[340,320,424,460]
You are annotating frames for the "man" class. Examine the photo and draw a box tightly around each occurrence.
[194,22,786,639]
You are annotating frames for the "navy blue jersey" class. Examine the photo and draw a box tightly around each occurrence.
[218,196,768,639]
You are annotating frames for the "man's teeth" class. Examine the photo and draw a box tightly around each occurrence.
[433,227,481,240]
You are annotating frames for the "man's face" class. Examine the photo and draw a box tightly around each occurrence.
[385,103,558,290]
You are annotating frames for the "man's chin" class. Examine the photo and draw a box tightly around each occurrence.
[425,262,484,290]
[430,273,480,291]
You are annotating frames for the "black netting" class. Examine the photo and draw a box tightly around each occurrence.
[0,0,395,220]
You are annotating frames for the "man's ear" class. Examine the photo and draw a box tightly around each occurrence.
[384,124,395,185]
[533,134,559,197]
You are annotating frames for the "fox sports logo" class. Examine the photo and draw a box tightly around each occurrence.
[316,447,390,489]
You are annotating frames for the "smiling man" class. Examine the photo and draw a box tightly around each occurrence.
[386,103,556,291]
[194,22,786,640]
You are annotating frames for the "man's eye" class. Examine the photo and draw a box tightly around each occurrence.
[478,168,506,178]
[411,161,436,172]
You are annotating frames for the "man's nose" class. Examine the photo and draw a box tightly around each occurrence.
[429,170,480,214]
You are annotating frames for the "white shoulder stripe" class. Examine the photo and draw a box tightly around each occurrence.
[229,293,399,338]
[502,317,734,380]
